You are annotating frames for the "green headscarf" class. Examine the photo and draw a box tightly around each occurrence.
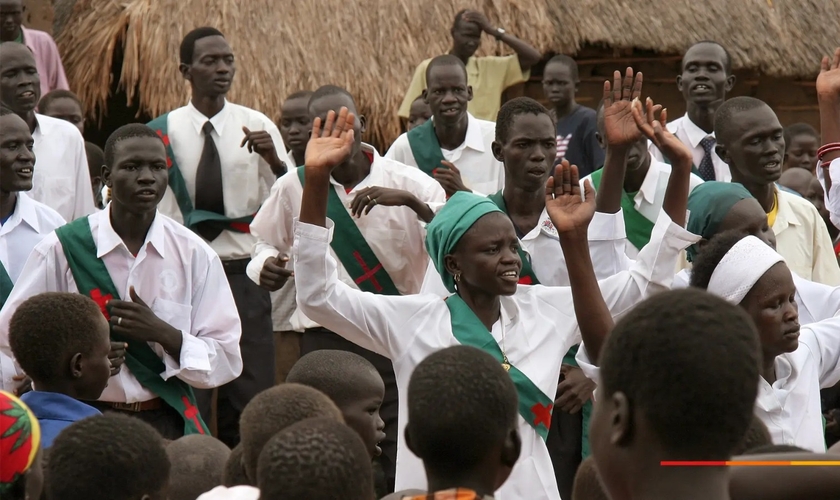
[425,191,504,293]
[686,181,754,262]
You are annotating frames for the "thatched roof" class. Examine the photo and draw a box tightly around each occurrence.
[54,0,840,148]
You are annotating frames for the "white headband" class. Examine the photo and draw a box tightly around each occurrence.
[707,235,785,304]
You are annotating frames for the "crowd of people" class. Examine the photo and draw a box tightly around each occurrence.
[1,3,840,499]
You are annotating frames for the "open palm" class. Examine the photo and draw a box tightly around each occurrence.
[632,97,692,166]
[304,107,356,174]
[816,47,840,98]
[545,160,596,235]
[603,68,644,148]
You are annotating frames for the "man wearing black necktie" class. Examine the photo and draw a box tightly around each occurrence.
[149,27,291,446]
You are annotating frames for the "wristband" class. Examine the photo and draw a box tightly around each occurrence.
[818,142,840,161]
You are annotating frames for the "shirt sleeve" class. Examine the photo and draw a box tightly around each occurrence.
[491,55,529,89]
[800,320,840,388]
[70,132,96,220]
[249,176,296,257]
[293,219,430,359]
[587,210,634,279]
[398,62,429,119]
[160,254,243,388]
[247,239,280,286]
[820,158,840,230]
[807,202,840,286]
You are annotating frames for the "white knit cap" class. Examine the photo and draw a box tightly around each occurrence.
[707,235,785,304]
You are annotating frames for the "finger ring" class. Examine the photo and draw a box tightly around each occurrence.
[373,198,378,205]
[366,195,372,202]
[117,317,122,326]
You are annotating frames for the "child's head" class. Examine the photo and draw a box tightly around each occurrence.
[0,390,43,500]
[590,289,761,498]
[0,107,35,195]
[256,418,374,500]
[85,141,105,207]
[286,350,386,459]
[38,89,85,135]
[407,96,432,131]
[166,434,231,500]
[47,414,170,500]
[779,168,827,222]
[783,123,819,172]
[690,232,800,363]
[9,292,111,400]
[239,383,343,483]
[223,444,250,487]
[542,54,579,108]
[279,90,312,162]
[714,96,784,187]
[733,415,772,456]
[406,345,520,493]
[571,456,609,500]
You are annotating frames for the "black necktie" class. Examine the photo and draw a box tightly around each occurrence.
[699,136,716,181]
[194,121,225,241]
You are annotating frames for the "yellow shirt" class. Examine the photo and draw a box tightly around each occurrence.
[767,191,779,227]
[398,55,529,122]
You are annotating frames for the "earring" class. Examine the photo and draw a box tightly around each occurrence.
[454,272,462,283]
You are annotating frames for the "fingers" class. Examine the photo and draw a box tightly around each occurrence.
[322,110,337,138]
[602,79,612,107]
[582,179,596,204]
[645,97,655,124]
[545,175,555,201]
[660,107,668,126]
[621,67,633,101]
[569,163,581,198]
[129,286,147,307]
[833,47,840,71]
[631,70,643,101]
[630,98,646,129]
[312,116,323,138]
[332,107,349,138]
[611,70,621,104]
[562,159,572,193]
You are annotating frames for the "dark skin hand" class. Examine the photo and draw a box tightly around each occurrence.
[350,186,435,223]
[433,160,471,197]
[107,286,183,360]
[555,364,596,414]
[259,254,294,291]
[108,341,127,376]
[817,48,840,196]
[241,126,287,175]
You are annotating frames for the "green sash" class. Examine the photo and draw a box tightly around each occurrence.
[55,217,209,435]
[0,261,12,310]
[147,114,254,236]
[562,344,592,459]
[406,120,446,177]
[296,167,400,295]
[589,168,655,251]
[446,295,554,439]
[486,191,540,285]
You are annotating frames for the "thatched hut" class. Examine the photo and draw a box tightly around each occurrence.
[52,0,840,149]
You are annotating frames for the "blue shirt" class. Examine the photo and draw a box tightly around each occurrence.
[20,391,101,448]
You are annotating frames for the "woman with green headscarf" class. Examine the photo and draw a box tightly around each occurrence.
[672,181,840,324]
[292,107,698,500]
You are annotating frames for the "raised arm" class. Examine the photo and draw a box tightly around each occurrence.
[817,48,840,219]
[545,160,612,362]
[632,98,692,227]
[595,68,645,214]
[462,10,541,71]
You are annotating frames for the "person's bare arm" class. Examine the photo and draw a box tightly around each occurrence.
[462,10,541,71]
[817,48,840,196]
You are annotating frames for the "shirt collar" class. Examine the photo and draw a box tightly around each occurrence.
[95,206,167,259]
[499,294,520,327]
[2,193,42,234]
[638,157,669,205]
[32,113,53,138]
[680,113,715,149]
[463,113,485,153]
[186,99,230,136]
[772,190,801,230]
[21,391,100,422]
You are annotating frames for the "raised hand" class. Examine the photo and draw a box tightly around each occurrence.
[631,97,692,167]
[433,161,471,197]
[603,68,644,148]
[259,254,293,291]
[545,160,596,236]
[241,127,285,171]
[816,47,840,100]
[304,107,356,174]
[462,10,493,33]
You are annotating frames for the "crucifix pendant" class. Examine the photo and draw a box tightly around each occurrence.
[501,362,511,372]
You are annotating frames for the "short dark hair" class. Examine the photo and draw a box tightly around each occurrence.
[223,443,250,487]
[239,383,343,482]
[495,96,553,143]
[103,123,163,167]
[599,289,761,459]
[745,444,810,454]
[9,292,103,384]
[166,435,231,500]
[85,141,104,179]
[732,415,772,456]
[286,350,381,408]
[545,54,580,81]
[425,54,468,84]
[571,456,610,500]
[285,90,313,102]
[256,418,374,500]
[714,96,771,146]
[47,414,170,500]
[38,89,82,113]
[683,40,733,74]
[180,27,224,65]
[407,345,518,470]
[452,9,469,30]
[308,85,356,114]
[689,229,748,291]
[784,122,819,146]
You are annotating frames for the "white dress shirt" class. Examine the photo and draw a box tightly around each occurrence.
[582,157,705,257]
[421,209,634,295]
[385,113,505,196]
[773,189,840,285]
[156,100,291,260]
[0,193,65,284]
[817,158,840,230]
[248,145,446,332]
[294,211,697,500]
[673,269,840,325]
[30,113,96,222]
[0,208,243,401]
[649,114,731,182]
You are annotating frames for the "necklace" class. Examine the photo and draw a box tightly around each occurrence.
[500,316,511,371]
